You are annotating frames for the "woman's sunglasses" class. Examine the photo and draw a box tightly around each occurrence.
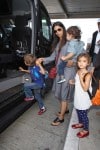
[54,28,62,33]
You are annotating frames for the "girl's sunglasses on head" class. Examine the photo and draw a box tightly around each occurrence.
[54,28,62,33]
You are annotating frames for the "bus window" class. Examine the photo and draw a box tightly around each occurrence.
[41,9,52,41]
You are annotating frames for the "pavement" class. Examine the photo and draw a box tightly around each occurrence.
[0,91,100,150]
[0,91,73,150]
[64,106,100,150]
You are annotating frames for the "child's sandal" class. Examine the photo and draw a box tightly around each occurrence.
[72,123,83,129]
[77,130,89,138]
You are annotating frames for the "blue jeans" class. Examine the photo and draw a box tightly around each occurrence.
[58,61,66,76]
[24,82,44,109]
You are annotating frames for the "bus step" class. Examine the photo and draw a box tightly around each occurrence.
[0,100,34,133]
[0,84,34,133]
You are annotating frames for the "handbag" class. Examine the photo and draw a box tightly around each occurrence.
[91,80,100,106]
[49,51,60,79]
[84,74,100,106]
[49,67,57,79]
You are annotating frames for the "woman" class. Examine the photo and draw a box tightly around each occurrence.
[38,22,76,126]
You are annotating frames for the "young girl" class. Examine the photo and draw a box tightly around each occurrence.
[19,54,46,115]
[57,26,84,84]
[71,53,92,138]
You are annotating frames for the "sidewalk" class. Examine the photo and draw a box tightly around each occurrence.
[64,106,100,150]
[0,91,99,150]
[0,91,73,150]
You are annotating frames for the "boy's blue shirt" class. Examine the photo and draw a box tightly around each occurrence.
[67,39,85,60]
[29,66,44,87]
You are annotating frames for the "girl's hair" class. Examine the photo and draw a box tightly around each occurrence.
[66,26,82,40]
[51,21,66,52]
[24,54,36,66]
[77,53,91,67]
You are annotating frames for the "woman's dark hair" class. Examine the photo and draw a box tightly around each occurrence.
[66,26,82,40]
[51,21,66,52]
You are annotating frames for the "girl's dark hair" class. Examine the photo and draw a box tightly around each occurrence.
[66,26,82,40]
[24,54,36,66]
[51,21,66,52]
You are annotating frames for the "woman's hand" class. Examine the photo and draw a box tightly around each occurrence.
[37,58,44,64]
[69,79,75,85]
[67,60,75,67]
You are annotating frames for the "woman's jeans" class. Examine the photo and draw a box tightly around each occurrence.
[24,82,44,109]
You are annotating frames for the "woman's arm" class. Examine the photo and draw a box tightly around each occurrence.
[38,50,56,65]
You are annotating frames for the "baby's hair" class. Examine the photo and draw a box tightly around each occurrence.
[24,54,36,66]
[66,26,81,40]
[77,53,91,66]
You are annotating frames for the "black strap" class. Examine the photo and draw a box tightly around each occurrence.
[83,73,93,99]
[87,90,93,99]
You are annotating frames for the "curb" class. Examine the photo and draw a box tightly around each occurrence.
[63,108,80,150]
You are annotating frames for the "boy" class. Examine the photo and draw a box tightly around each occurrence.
[19,54,46,115]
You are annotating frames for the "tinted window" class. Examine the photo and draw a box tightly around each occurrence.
[41,9,52,41]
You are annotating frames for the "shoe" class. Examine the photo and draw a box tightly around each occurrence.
[24,96,34,101]
[72,124,83,129]
[51,117,64,126]
[57,78,66,84]
[38,107,46,115]
[77,131,89,138]
[57,110,69,116]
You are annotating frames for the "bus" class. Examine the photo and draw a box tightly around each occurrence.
[0,0,52,133]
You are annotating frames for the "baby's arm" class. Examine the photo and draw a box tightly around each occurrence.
[61,40,78,62]
[19,67,30,73]
[61,52,74,61]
